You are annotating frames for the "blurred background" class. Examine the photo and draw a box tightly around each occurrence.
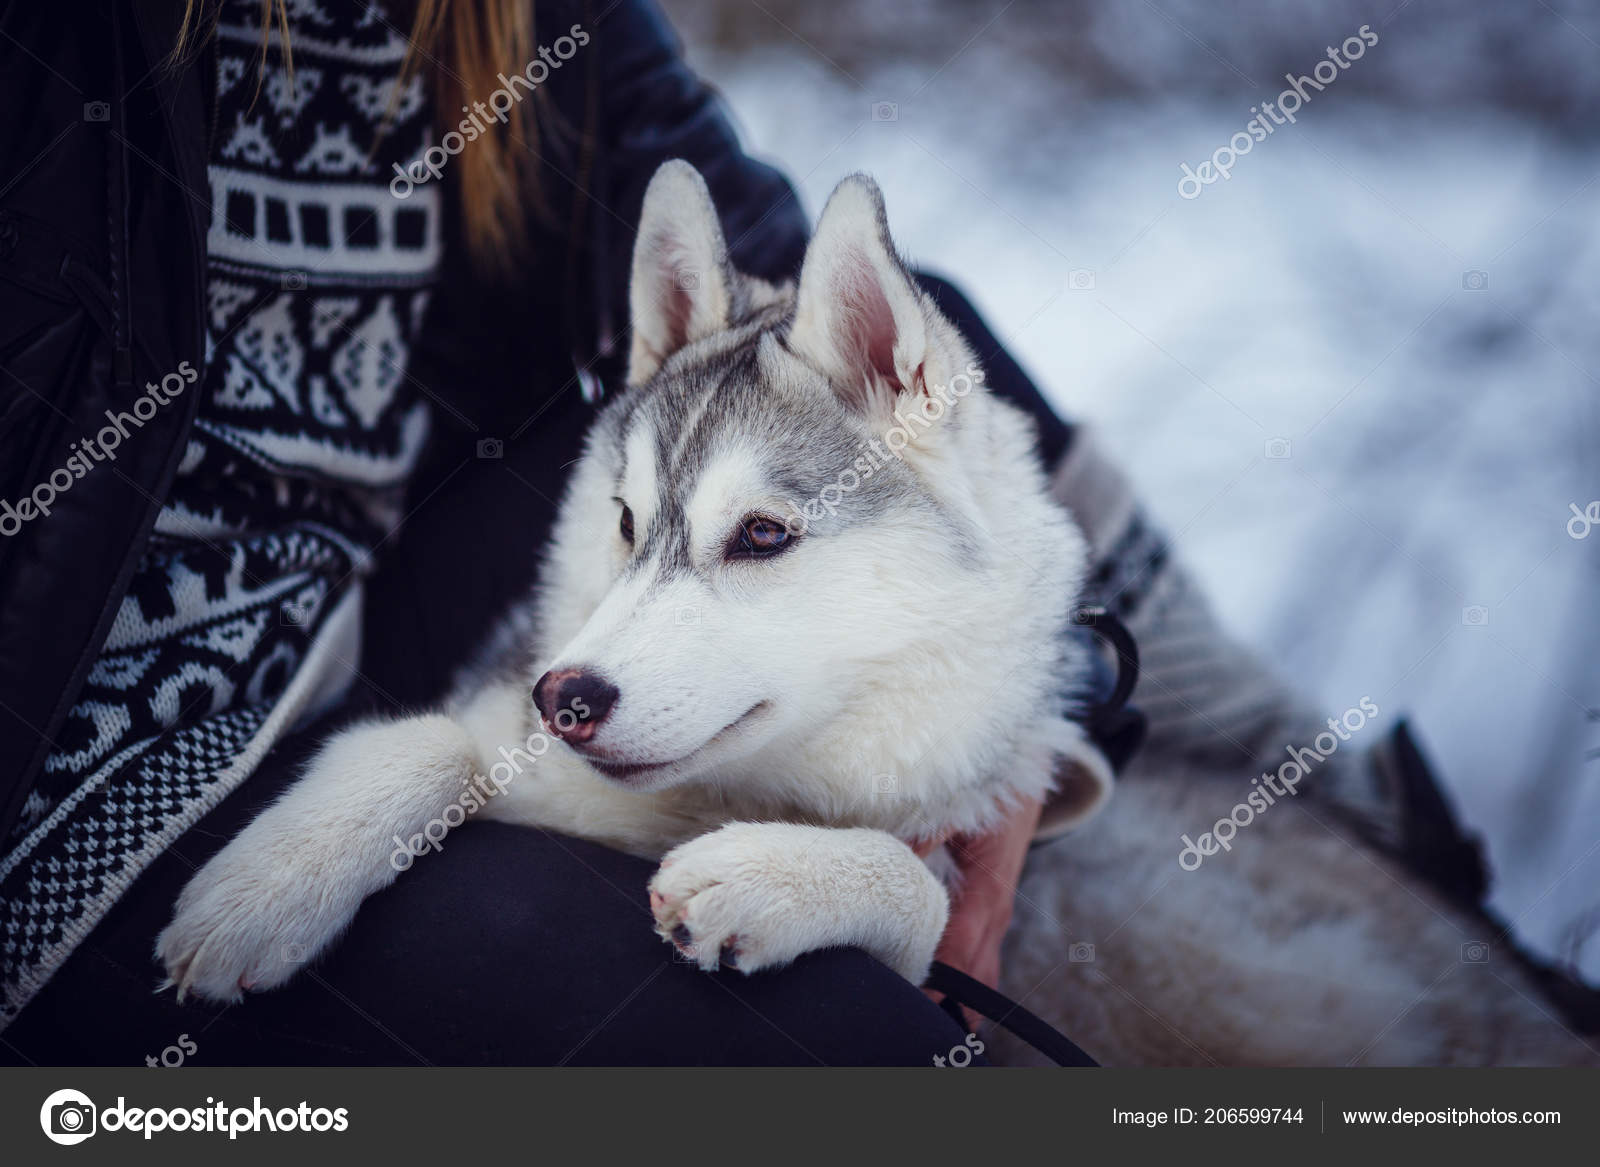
[657,0,1600,981]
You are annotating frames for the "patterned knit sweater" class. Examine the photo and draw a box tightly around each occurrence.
[0,0,439,1026]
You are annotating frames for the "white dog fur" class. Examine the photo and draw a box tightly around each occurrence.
[158,162,1106,1006]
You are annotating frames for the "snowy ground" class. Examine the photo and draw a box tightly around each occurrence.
[662,6,1600,981]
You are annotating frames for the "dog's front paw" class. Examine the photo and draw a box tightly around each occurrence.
[157,838,358,1004]
[647,822,947,981]
[648,824,818,974]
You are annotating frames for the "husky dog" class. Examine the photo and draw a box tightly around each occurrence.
[158,162,1111,1003]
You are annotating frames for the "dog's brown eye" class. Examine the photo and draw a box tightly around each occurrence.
[731,515,793,559]
[619,504,634,544]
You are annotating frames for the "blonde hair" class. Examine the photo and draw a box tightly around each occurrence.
[170,0,543,269]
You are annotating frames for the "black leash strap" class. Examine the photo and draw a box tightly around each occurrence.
[925,960,1098,1067]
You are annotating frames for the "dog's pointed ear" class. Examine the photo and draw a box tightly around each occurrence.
[627,161,734,386]
[786,175,930,415]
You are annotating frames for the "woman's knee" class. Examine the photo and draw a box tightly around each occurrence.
[316,824,972,1065]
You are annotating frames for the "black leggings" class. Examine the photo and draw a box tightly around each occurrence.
[4,275,1068,1066]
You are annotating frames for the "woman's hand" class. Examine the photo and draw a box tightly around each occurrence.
[930,794,1044,1025]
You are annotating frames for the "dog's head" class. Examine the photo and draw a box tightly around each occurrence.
[533,162,1083,805]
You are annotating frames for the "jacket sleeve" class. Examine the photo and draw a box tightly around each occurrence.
[582,0,809,319]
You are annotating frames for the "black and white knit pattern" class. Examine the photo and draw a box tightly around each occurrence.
[1,0,438,1026]
[2,707,272,1026]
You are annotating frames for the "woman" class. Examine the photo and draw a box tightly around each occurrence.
[0,0,1117,1064]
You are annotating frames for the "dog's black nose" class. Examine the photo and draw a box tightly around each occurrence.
[533,668,619,743]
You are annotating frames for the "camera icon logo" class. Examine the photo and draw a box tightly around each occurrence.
[280,270,308,291]
[476,437,504,459]
[871,101,898,122]
[40,1088,97,1146]
[1462,270,1488,291]
[1264,437,1292,460]
[873,773,898,795]
[1067,268,1096,291]
[674,605,701,626]
[674,269,700,291]
[1461,605,1489,627]
[1460,940,1490,963]
[1068,941,1096,963]
[83,101,110,122]
[280,600,309,627]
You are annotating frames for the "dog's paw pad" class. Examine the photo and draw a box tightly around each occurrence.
[665,919,744,971]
